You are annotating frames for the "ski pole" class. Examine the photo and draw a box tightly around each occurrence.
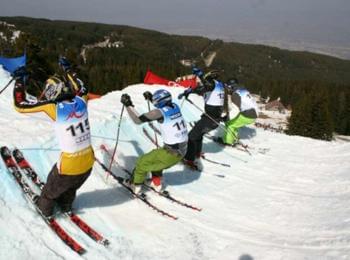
[108,105,125,171]
[188,122,249,161]
[185,98,251,155]
[146,100,159,148]
[180,97,186,108]
[0,78,14,95]
[185,98,237,138]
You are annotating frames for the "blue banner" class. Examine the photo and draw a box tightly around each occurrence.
[0,54,26,74]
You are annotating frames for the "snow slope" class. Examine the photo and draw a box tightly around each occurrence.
[0,67,350,260]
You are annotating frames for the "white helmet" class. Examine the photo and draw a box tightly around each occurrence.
[43,76,74,101]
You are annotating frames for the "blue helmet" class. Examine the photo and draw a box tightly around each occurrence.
[152,89,172,108]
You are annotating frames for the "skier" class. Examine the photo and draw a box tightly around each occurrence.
[120,89,188,193]
[12,57,94,218]
[178,67,225,170]
[215,78,258,145]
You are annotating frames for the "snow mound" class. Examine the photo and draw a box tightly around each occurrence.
[0,67,350,260]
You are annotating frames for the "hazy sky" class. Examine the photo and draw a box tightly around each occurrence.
[1,0,350,57]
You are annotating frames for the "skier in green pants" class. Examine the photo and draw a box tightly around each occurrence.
[217,79,258,145]
[120,89,188,194]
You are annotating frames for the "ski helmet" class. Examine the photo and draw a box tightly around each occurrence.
[226,78,239,92]
[227,78,239,86]
[43,76,75,102]
[152,89,172,108]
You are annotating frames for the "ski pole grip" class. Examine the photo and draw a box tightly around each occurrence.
[143,91,152,101]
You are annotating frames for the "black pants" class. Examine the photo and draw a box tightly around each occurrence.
[184,115,219,161]
[37,164,92,217]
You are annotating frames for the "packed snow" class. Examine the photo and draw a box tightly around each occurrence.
[0,67,350,260]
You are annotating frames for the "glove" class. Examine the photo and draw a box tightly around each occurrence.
[175,77,182,82]
[178,88,192,100]
[12,66,28,80]
[192,67,203,77]
[58,56,71,71]
[143,91,153,102]
[121,93,134,107]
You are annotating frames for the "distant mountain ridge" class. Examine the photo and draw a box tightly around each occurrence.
[1,16,350,91]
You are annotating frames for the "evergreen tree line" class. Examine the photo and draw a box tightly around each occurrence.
[247,79,350,140]
[1,17,350,139]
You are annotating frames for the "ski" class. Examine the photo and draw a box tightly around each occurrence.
[144,185,202,212]
[0,146,86,255]
[254,122,284,133]
[13,149,46,189]
[189,122,252,156]
[234,141,252,155]
[210,136,252,154]
[11,148,110,247]
[100,144,202,211]
[95,156,178,220]
[207,133,268,155]
[199,154,231,168]
[68,213,109,246]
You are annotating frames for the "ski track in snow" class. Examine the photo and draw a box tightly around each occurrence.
[0,68,350,260]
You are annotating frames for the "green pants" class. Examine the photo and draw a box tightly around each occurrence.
[133,148,182,184]
[223,114,255,145]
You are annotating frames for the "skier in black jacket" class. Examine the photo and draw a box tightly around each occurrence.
[178,67,225,170]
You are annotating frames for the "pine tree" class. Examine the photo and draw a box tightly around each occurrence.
[287,95,312,137]
[287,88,333,140]
[309,90,333,140]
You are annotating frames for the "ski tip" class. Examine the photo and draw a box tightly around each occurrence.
[0,146,10,154]
[78,248,87,255]
[168,215,179,220]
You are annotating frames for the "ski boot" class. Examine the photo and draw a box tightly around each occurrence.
[124,178,143,195]
[149,175,165,192]
[182,159,200,171]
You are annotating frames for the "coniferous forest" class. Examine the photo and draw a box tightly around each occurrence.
[1,16,350,140]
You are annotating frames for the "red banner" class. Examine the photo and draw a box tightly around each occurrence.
[87,93,101,100]
[143,70,196,88]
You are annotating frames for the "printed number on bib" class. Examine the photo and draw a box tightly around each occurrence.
[173,120,186,131]
[66,118,90,137]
